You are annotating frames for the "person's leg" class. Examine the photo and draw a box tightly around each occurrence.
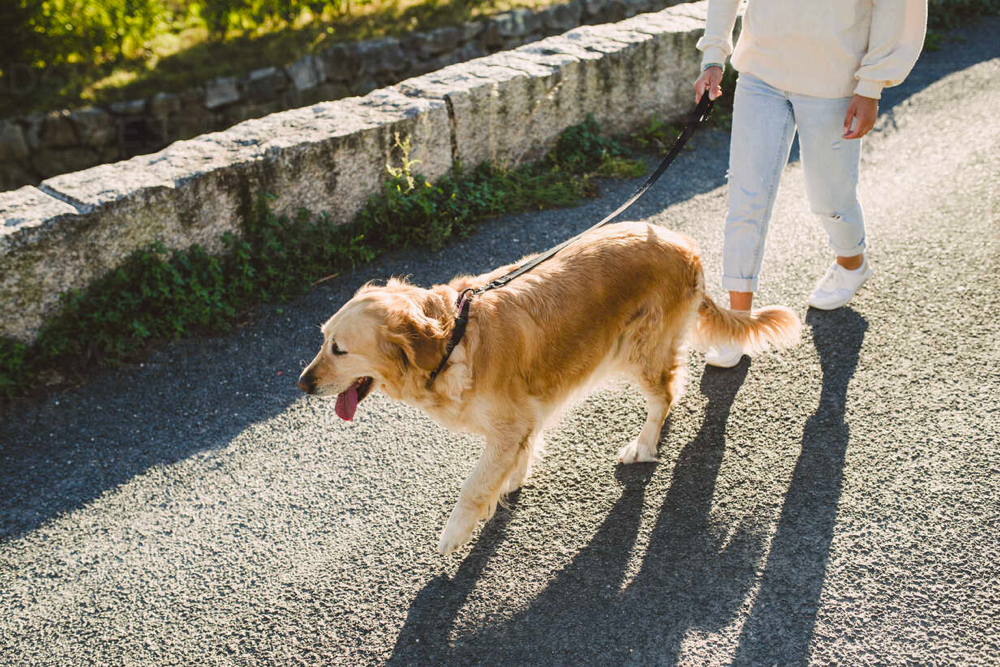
[792,92,871,308]
[708,73,796,366]
[723,73,798,311]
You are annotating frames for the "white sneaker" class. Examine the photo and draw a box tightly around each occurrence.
[705,342,743,368]
[807,257,873,310]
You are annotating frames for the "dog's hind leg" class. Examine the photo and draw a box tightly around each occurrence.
[439,429,531,554]
[617,345,688,464]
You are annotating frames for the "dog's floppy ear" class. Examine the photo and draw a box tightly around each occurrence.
[384,297,446,373]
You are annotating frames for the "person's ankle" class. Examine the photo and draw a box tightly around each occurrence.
[836,254,864,271]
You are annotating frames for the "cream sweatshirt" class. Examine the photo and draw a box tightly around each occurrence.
[697,0,927,99]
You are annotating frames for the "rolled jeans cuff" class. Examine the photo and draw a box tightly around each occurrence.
[829,236,867,258]
[722,275,759,292]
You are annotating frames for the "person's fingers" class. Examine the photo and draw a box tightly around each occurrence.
[843,105,857,137]
[844,109,876,139]
[695,78,712,103]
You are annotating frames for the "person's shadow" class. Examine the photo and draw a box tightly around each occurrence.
[388,307,867,664]
[733,307,868,665]
[389,359,755,665]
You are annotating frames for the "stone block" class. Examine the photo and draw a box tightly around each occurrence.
[358,37,409,76]
[109,99,147,116]
[412,26,462,59]
[581,0,610,20]
[485,10,544,47]
[205,76,241,110]
[0,121,29,161]
[287,55,321,91]
[72,107,116,147]
[320,43,363,82]
[0,186,81,342]
[40,111,77,148]
[398,53,567,169]
[150,92,182,118]
[461,21,485,42]
[541,1,583,33]
[246,66,288,103]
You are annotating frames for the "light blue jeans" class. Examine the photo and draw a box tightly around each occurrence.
[723,72,866,293]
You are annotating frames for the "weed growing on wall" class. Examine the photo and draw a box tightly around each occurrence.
[0,115,647,400]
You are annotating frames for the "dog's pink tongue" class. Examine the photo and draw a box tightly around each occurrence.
[335,384,359,421]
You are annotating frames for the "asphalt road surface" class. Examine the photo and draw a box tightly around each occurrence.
[2,18,998,667]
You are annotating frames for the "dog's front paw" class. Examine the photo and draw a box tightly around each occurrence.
[437,508,477,555]
[617,439,658,464]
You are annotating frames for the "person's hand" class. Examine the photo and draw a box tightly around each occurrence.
[693,66,723,103]
[843,95,879,139]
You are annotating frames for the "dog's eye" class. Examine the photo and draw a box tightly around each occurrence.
[331,341,347,356]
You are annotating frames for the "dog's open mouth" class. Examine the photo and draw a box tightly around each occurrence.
[335,377,374,421]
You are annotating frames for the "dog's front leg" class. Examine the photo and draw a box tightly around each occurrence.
[438,431,528,555]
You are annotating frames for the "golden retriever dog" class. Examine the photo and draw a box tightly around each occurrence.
[297,221,800,554]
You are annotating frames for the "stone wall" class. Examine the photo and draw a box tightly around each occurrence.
[0,0,690,193]
[0,1,716,344]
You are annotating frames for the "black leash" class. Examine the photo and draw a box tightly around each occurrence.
[426,93,716,388]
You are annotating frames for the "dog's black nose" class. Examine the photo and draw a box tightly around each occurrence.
[297,375,315,394]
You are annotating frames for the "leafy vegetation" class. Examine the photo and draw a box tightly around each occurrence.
[0,0,559,116]
[0,115,649,400]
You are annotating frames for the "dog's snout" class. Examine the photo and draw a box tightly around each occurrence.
[297,372,315,394]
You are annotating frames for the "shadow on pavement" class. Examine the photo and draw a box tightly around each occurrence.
[387,490,522,665]
[732,307,868,665]
[0,341,303,544]
[389,361,759,664]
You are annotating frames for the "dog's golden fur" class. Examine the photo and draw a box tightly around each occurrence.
[298,221,800,553]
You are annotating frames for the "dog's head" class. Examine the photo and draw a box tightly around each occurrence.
[297,280,451,420]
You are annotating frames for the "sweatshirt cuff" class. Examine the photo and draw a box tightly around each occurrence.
[854,79,884,100]
[700,46,729,71]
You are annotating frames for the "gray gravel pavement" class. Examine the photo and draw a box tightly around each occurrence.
[2,18,999,666]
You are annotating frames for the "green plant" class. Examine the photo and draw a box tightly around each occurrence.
[0,116,648,400]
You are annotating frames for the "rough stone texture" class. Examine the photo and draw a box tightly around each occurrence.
[72,107,116,147]
[39,111,77,148]
[485,9,544,47]
[0,121,29,161]
[412,26,463,58]
[205,77,241,110]
[286,55,321,91]
[0,1,710,344]
[0,187,81,342]
[246,67,288,103]
[541,1,584,32]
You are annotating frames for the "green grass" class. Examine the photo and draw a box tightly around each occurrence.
[0,114,651,400]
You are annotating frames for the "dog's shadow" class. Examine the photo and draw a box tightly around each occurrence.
[388,359,755,665]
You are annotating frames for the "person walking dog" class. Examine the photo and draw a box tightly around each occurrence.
[694,0,927,367]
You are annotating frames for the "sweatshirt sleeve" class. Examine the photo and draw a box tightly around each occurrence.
[696,0,742,69]
[854,0,927,99]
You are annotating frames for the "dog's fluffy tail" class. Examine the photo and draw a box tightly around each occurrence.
[693,294,802,356]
